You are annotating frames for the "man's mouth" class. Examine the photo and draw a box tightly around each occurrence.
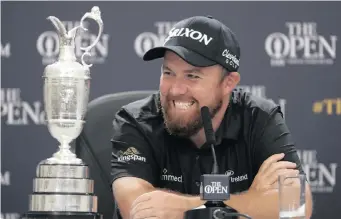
[172,100,195,110]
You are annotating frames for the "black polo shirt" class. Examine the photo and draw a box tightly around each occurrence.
[110,88,303,198]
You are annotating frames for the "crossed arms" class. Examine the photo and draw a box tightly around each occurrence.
[112,153,313,219]
[111,109,313,219]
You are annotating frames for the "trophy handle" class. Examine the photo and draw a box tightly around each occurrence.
[79,6,104,68]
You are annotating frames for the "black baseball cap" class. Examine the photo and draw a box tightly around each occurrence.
[143,15,241,72]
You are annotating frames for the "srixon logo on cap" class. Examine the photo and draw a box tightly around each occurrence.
[164,27,213,46]
[200,174,230,201]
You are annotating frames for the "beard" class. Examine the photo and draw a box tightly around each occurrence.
[159,92,223,138]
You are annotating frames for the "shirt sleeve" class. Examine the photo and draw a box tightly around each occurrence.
[251,107,305,175]
[110,108,159,186]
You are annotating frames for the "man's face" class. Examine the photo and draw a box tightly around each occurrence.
[159,51,225,137]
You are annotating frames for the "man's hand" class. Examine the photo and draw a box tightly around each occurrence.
[130,190,189,219]
[249,153,299,192]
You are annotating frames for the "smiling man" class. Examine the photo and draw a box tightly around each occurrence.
[111,15,313,219]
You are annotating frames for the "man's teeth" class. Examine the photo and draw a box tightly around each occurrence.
[173,101,194,109]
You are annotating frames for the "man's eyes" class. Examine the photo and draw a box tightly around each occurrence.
[187,74,201,79]
[162,71,201,79]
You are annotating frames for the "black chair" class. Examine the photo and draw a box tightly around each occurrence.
[74,90,156,219]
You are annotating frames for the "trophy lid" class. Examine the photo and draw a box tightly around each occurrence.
[43,6,103,79]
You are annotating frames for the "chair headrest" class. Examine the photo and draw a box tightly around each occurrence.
[75,90,156,219]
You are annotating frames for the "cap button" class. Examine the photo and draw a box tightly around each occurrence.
[207,15,213,19]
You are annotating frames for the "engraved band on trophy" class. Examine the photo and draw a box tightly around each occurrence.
[22,6,103,219]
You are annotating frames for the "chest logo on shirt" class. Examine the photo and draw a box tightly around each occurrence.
[160,168,183,183]
[225,170,248,183]
[117,147,146,162]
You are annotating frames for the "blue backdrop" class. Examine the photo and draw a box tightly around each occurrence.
[1,1,340,219]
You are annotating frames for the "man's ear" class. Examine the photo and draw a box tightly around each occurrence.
[222,71,240,95]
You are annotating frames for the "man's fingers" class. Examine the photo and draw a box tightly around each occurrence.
[259,153,285,173]
[280,175,302,187]
[131,193,152,215]
[131,202,152,216]
[263,161,297,178]
[267,169,299,186]
[132,193,151,207]
[131,208,156,219]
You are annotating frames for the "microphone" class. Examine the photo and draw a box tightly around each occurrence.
[201,106,219,175]
[183,106,251,219]
[200,106,231,206]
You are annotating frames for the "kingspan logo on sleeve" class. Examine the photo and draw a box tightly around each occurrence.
[117,147,146,162]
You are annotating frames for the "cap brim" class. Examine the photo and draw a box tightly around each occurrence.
[143,46,216,67]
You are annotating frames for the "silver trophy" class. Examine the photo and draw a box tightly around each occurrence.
[23,6,103,219]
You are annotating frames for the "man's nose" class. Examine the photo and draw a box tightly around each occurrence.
[169,81,188,96]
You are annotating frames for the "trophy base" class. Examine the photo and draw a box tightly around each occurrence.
[21,212,102,219]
